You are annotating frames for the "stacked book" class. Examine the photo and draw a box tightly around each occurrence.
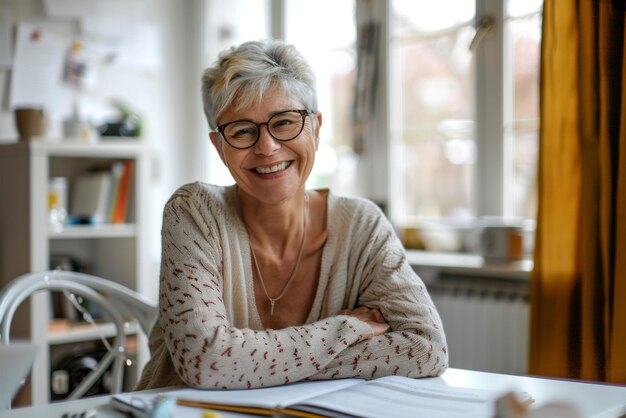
[69,160,134,224]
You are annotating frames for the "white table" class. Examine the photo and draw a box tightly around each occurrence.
[2,368,626,418]
[439,368,626,418]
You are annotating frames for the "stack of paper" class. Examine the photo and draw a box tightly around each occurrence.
[112,376,533,418]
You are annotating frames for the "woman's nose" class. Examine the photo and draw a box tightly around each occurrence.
[254,125,281,155]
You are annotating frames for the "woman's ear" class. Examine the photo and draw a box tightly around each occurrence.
[209,131,226,163]
[313,111,323,150]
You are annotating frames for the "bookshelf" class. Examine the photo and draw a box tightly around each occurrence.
[0,140,151,405]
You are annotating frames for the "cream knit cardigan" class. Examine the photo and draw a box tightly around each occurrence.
[136,182,448,390]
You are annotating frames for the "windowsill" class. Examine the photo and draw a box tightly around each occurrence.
[406,249,533,281]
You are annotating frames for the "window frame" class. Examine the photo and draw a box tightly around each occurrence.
[358,0,526,220]
[475,0,507,217]
[209,0,531,223]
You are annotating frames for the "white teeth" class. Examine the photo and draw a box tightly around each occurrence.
[254,161,291,174]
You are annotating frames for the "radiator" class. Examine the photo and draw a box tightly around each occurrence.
[427,277,530,375]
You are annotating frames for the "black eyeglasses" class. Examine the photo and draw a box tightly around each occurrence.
[216,109,312,149]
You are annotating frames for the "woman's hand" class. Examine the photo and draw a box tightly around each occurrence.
[338,306,390,337]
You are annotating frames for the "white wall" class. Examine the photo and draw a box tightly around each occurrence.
[0,0,209,295]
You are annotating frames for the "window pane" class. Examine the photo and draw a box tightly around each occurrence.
[205,0,270,186]
[390,2,476,225]
[505,10,541,220]
[285,0,357,193]
[391,0,474,33]
[507,129,538,219]
[509,14,541,122]
[507,0,542,18]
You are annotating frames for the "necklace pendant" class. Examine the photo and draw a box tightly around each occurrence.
[250,193,309,321]
[269,299,276,316]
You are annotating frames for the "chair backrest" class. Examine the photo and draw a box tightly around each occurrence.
[0,342,38,412]
[0,270,157,404]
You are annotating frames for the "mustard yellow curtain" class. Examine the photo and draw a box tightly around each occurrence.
[530,0,626,382]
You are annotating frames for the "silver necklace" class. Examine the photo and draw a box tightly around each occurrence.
[249,194,309,316]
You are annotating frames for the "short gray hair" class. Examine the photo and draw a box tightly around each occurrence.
[201,39,318,131]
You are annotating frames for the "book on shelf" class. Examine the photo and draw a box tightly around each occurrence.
[68,160,134,225]
[111,375,533,418]
[70,170,112,224]
[111,159,134,224]
[106,161,124,223]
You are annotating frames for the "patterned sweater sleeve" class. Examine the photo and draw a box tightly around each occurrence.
[158,186,373,389]
[308,200,448,381]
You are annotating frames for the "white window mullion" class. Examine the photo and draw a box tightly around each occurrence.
[354,0,390,208]
[271,0,285,40]
[475,0,505,217]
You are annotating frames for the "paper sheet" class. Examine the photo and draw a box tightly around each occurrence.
[112,376,522,418]
[42,0,162,72]
[9,22,74,118]
[43,0,148,20]
[297,377,505,418]
[81,17,162,72]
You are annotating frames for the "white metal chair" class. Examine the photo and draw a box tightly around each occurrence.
[0,270,157,403]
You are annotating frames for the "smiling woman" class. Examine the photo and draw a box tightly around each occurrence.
[135,39,448,391]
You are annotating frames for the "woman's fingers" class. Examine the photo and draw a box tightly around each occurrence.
[370,309,384,323]
[338,307,390,336]
[367,321,390,336]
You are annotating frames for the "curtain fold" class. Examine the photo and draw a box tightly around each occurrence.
[608,1,626,382]
[530,0,626,383]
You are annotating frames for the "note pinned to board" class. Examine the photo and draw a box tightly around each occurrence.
[80,17,163,73]
[42,0,162,72]
[9,22,74,118]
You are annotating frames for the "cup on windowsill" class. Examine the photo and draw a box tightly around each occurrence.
[15,107,47,141]
[478,217,525,261]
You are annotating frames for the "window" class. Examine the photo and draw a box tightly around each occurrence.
[389,0,542,227]
[203,0,271,185]
[203,0,543,250]
[284,0,357,194]
[505,1,542,220]
[389,0,476,224]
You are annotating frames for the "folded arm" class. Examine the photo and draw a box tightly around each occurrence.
[308,213,448,380]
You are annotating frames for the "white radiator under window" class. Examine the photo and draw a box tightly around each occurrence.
[427,276,530,375]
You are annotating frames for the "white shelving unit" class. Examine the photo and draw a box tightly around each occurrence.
[0,140,151,405]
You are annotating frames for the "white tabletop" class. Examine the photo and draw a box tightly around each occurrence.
[2,368,625,418]
[439,369,626,418]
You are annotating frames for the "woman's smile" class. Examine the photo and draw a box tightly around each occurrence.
[252,160,293,175]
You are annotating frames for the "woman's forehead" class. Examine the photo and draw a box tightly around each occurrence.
[221,90,303,121]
